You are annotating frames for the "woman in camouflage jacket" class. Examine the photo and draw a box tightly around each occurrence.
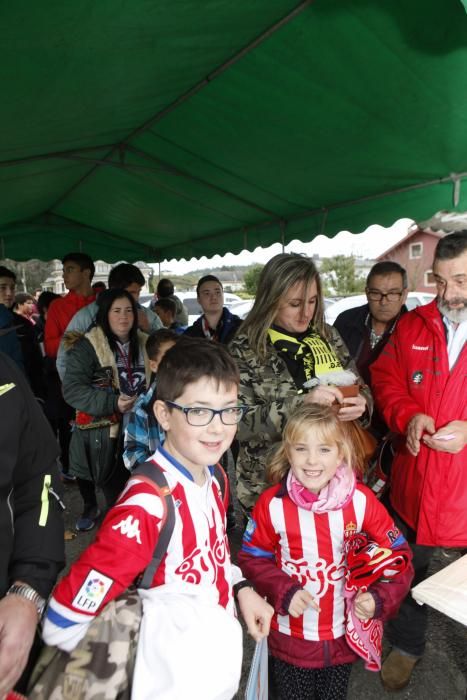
[229,253,372,512]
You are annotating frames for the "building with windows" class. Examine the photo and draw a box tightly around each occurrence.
[376,211,467,292]
[42,260,153,294]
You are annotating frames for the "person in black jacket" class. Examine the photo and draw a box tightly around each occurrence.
[0,352,64,697]
[333,261,408,439]
[184,275,242,345]
[184,276,242,531]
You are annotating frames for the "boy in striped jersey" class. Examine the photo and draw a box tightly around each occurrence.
[42,339,273,699]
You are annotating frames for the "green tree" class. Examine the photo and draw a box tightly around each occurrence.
[243,264,263,296]
[320,255,366,296]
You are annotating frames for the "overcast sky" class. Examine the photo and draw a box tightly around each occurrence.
[153,217,414,275]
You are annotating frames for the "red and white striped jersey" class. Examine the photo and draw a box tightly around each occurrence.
[240,481,404,642]
[43,447,241,650]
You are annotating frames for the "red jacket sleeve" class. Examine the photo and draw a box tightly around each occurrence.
[44,299,64,358]
[52,492,163,616]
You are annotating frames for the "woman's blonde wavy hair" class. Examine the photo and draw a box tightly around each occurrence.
[238,253,327,360]
[267,404,356,485]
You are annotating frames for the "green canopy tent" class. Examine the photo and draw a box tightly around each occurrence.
[1,0,467,263]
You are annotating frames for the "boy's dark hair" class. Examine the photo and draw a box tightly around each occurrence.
[14,292,34,307]
[154,297,177,316]
[37,291,60,318]
[146,328,179,360]
[196,275,222,296]
[157,278,174,298]
[96,288,140,364]
[108,263,145,289]
[92,281,106,292]
[434,231,467,261]
[366,261,408,289]
[0,266,16,282]
[157,338,239,402]
[62,253,95,281]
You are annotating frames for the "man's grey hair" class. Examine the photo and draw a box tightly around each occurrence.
[434,231,467,261]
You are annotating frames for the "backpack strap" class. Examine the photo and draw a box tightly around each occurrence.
[133,460,228,589]
[132,461,176,590]
[212,462,229,510]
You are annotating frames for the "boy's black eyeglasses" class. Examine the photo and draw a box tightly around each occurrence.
[164,401,248,426]
[366,289,404,302]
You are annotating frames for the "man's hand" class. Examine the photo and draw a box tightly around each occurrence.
[337,393,367,422]
[406,413,435,456]
[137,308,150,333]
[353,590,376,621]
[0,595,38,698]
[423,420,467,454]
[237,587,274,642]
[288,589,320,618]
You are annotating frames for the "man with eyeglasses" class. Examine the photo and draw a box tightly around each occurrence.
[371,231,467,691]
[334,261,408,438]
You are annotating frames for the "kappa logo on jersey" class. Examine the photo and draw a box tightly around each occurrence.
[112,515,142,543]
[72,569,113,612]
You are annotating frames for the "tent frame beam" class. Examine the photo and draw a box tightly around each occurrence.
[158,171,467,258]
[121,0,315,145]
[43,0,314,217]
[0,144,115,168]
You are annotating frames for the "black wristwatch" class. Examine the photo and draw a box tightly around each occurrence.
[233,579,255,600]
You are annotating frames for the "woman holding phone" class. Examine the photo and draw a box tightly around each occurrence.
[63,288,151,530]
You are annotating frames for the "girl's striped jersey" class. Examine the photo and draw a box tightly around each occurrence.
[240,482,406,642]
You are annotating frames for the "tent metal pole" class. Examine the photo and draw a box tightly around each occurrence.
[122,0,314,144]
[159,170,467,258]
[42,1,313,218]
[0,144,115,168]
[126,146,277,217]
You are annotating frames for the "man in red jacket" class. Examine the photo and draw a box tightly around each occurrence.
[371,231,467,691]
[44,253,96,359]
[44,253,96,481]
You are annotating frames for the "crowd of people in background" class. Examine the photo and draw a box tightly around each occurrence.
[0,231,466,698]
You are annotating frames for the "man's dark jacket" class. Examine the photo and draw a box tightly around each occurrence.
[0,352,64,599]
[184,307,242,345]
[334,303,407,386]
[334,303,407,438]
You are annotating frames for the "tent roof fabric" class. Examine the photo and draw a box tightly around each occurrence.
[2,0,467,262]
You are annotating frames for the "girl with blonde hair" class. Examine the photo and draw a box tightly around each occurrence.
[238,403,412,699]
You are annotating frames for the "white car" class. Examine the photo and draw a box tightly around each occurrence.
[325,292,436,325]
[175,291,243,325]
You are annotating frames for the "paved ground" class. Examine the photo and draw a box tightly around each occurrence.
[62,479,467,699]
